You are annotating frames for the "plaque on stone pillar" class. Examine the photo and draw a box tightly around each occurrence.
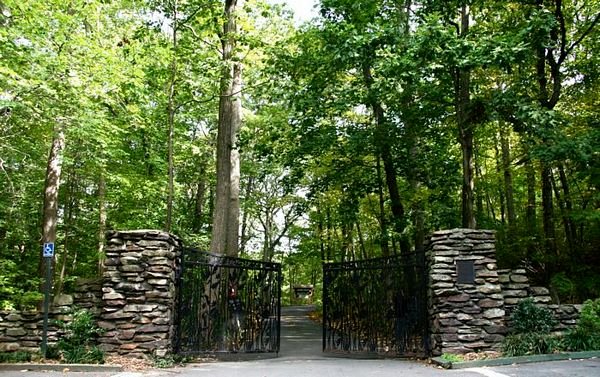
[456,260,475,284]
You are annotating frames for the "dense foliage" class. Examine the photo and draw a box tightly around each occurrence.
[503,298,600,356]
[509,298,557,335]
[56,309,105,364]
[0,0,598,308]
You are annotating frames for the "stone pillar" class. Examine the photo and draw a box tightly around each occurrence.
[99,230,181,358]
[428,229,507,355]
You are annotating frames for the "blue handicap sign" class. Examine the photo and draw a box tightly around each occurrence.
[43,243,54,257]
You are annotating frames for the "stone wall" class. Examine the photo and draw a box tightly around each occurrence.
[72,278,103,316]
[1,228,583,359]
[98,230,181,358]
[498,269,581,332]
[0,230,181,358]
[0,295,77,353]
[427,229,582,356]
[428,229,507,355]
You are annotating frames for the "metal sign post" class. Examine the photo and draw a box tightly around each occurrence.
[41,242,54,359]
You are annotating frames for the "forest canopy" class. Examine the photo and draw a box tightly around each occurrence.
[0,0,598,309]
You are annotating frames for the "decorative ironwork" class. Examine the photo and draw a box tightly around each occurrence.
[322,252,429,357]
[175,248,281,356]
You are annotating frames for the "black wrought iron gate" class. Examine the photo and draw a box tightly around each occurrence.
[175,248,282,356]
[322,252,429,357]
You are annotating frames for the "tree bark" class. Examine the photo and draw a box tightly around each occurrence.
[226,130,241,255]
[210,0,242,256]
[551,166,575,255]
[165,0,178,232]
[98,172,107,275]
[362,62,409,254]
[456,4,476,229]
[239,176,253,253]
[192,179,205,232]
[525,158,537,259]
[557,164,576,251]
[317,206,325,261]
[500,127,516,226]
[541,163,557,256]
[40,124,65,291]
[375,155,390,256]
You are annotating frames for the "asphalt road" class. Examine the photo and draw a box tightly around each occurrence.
[3,306,599,377]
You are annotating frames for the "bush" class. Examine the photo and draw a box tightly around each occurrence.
[19,291,43,310]
[559,298,600,351]
[0,351,34,363]
[510,299,557,334]
[578,298,600,333]
[560,327,600,352]
[56,309,105,364]
[502,333,559,357]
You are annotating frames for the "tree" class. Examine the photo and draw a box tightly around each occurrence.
[210,0,243,256]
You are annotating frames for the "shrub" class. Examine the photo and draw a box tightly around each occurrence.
[0,351,34,363]
[502,333,559,357]
[510,298,557,335]
[578,298,600,333]
[560,298,600,351]
[57,309,105,364]
[19,291,43,310]
[560,327,600,352]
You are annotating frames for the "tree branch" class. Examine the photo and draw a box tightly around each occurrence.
[561,12,600,63]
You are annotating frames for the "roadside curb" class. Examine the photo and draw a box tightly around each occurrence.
[431,350,600,369]
[0,363,123,372]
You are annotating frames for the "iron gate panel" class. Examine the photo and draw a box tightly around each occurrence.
[175,248,281,355]
[322,252,429,357]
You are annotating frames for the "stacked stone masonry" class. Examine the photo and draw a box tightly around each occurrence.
[98,230,181,358]
[428,229,507,355]
[497,269,582,332]
[427,228,582,356]
[0,228,583,358]
[0,278,101,353]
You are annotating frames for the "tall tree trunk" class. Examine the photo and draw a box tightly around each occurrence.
[98,172,107,275]
[456,4,475,229]
[326,209,332,261]
[541,163,557,257]
[375,156,390,256]
[54,165,79,295]
[317,206,325,261]
[475,152,484,223]
[226,135,241,255]
[261,207,272,262]
[500,127,516,227]
[40,124,65,292]
[210,0,242,256]
[362,62,409,254]
[239,176,253,254]
[494,138,506,225]
[165,0,178,232]
[56,167,75,296]
[192,179,205,232]
[356,221,368,260]
[525,159,537,259]
[551,167,575,255]
[408,133,425,251]
[557,164,576,251]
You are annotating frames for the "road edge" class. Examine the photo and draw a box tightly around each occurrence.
[431,351,600,369]
[0,363,123,372]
